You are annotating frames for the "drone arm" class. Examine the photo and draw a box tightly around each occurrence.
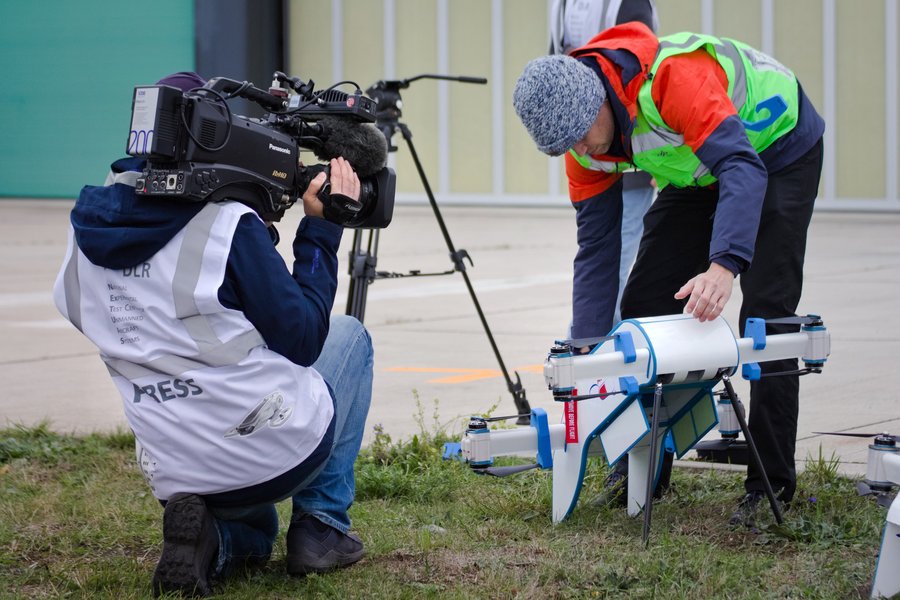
[735,332,819,364]
[461,422,566,466]
[544,348,652,393]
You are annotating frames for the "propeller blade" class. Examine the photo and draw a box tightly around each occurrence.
[480,463,539,477]
[482,413,532,423]
[814,431,900,442]
[877,493,896,509]
[560,335,616,348]
[765,315,822,326]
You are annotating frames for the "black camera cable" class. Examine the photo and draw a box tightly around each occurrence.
[180,86,234,153]
[281,80,363,117]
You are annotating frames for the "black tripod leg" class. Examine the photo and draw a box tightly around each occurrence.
[397,123,531,422]
[346,229,378,322]
[642,382,663,546]
[721,375,784,524]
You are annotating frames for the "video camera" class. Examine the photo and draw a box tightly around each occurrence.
[126,71,395,226]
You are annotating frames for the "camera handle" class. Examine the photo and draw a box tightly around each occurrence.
[346,75,531,424]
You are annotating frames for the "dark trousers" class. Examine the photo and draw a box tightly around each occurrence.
[620,139,823,502]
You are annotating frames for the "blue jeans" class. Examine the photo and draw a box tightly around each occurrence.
[614,184,654,324]
[208,315,373,576]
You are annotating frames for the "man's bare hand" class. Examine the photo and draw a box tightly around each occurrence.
[674,262,735,322]
[327,157,360,200]
[301,157,361,218]
[301,171,327,218]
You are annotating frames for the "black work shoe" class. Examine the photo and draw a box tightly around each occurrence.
[286,515,364,576]
[592,468,628,507]
[728,491,767,529]
[593,450,674,508]
[152,493,219,598]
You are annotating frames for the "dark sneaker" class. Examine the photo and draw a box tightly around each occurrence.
[592,468,628,507]
[593,451,674,507]
[655,450,674,498]
[152,493,219,598]
[286,515,365,576]
[729,491,767,528]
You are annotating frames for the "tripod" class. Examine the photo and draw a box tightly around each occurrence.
[346,74,531,423]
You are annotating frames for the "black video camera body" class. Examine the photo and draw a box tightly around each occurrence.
[126,73,395,227]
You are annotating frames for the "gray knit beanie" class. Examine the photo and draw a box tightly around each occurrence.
[512,55,606,156]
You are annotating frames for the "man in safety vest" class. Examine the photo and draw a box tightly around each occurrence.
[54,72,374,596]
[513,22,824,526]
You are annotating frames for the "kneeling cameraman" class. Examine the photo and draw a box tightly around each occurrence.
[53,72,373,597]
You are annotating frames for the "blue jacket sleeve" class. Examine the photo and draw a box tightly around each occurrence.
[218,213,344,366]
[571,178,623,339]
[695,115,768,275]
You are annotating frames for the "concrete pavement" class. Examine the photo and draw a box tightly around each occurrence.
[1,198,898,477]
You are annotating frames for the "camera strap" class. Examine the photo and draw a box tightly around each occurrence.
[321,193,362,226]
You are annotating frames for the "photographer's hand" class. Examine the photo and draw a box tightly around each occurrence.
[301,171,328,218]
[327,157,360,201]
[301,157,360,219]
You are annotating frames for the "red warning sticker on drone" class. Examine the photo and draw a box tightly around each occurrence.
[565,399,578,443]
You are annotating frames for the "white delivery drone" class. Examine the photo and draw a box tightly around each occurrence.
[457,313,830,544]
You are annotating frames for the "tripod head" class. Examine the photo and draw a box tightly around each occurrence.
[365,74,487,151]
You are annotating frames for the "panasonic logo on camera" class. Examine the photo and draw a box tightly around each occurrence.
[268,143,291,155]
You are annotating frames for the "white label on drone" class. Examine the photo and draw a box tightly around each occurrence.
[128,87,159,155]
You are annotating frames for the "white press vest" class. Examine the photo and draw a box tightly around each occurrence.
[54,197,334,500]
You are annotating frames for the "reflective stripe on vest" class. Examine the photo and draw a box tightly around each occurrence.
[631,32,798,188]
[60,229,83,332]
[99,202,264,377]
[103,329,266,379]
[633,35,749,159]
[58,192,265,379]
[570,152,636,173]
[104,170,141,187]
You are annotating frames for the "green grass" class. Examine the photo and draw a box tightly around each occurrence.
[0,421,887,599]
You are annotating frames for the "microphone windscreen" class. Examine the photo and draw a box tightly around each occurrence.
[316,117,388,177]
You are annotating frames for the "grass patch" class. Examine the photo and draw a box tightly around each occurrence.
[0,421,886,599]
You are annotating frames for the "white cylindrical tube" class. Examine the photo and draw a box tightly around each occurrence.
[716,397,740,436]
[487,424,567,456]
[867,443,900,488]
[461,430,492,466]
[618,315,738,384]
[736,333,810,364]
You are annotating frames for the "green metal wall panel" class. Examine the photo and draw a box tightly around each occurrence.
[836,0,886,199]
[391,0,440,196]
[715,0,762,49]
[448,0,492,194]
[656,0,703,35]
[503,0,552,196]
[0,1,194,198]
[284,0,895,209]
